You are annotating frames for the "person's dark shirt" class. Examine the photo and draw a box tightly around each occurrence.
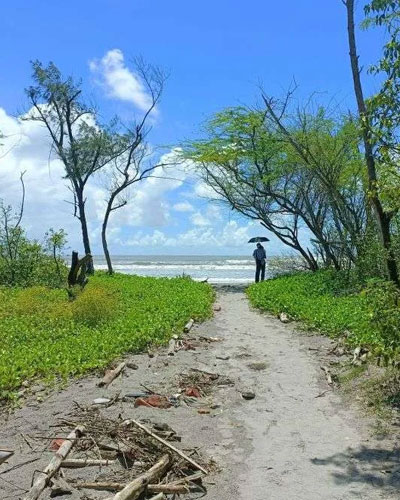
[253,247,266,261]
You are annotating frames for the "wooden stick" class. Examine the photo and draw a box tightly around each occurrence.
[23,425,84,500]
[61,458,115,468]
[74,482,187,494]
[105,454,171,500]
[123,419,208,475]
[183,319,194,333]
[98,362,126,387]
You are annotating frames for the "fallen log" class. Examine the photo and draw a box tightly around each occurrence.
[183,319,194,333]
[123,419,208,475]
[98,362,126,387]
[105,453,171,500]
[23,425,84,500]
[61,458,115,468]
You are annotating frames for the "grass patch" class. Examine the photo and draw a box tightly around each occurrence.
[0,273,214,401]
[246,270,385,348]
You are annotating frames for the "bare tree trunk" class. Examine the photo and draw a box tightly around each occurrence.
[102,201,113,275]
[345,0,399,284]
[77,192,94,274]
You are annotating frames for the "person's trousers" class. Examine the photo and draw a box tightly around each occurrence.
[255,260,265,283]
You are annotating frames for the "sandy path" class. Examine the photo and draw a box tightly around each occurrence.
[1,288,399,499]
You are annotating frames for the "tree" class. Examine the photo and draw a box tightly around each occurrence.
[343,0,399,284]
[184,103,366,271]
[100,61,168,274]
[25,61,124,273]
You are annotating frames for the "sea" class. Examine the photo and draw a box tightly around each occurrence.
[93,255,270,284]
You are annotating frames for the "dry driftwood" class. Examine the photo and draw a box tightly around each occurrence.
[321,366,333,385]
[105,453,172,500]
[98,362,126,387]
[183,319,194,333]
[124,419,208,475]
[23,425,84,500]
[61,458,115,468]
[74,482,188,494]
[0,449,14,466]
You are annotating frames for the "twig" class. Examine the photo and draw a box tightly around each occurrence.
[61,458,115,468]
[1,457,40,475]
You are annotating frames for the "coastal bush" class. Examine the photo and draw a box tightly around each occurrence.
[246,271,397,352]
[0,273,214,401]
[0,225,68,288]
[363,279,400,357]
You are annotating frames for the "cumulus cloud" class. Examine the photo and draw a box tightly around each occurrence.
[173,201,194,212]
[89,49,153,111]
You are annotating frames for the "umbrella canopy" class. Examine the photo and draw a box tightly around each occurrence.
[248,236,270,243]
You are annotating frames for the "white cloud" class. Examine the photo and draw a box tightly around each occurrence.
[191,212,211,227]
[89,49,153,111]
[173,201,194,212]
[123,220,257,249]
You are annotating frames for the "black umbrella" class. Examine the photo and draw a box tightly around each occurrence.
[248,236,270,243]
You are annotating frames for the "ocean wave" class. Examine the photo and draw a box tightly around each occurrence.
[95,264,255,271]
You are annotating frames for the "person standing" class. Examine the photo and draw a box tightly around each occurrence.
[253,243,266,283]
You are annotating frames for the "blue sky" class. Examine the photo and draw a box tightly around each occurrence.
[0,1,384,255]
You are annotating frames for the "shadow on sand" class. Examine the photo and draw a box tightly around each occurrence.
[311,445,400,491]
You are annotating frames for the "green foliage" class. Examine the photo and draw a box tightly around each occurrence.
[363,1,400,212]
[363,279,400,356]
[0,225,67,288]
[0,273,214,401]
[246,271,400,353]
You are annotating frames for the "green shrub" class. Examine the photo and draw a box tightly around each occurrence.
[71,285,119,327]
[363,279,400,357]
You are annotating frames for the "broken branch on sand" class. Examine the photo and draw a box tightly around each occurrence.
[98,362,126,387]
[123,418,208,475]
[23,425,84,500]
[74,481,189,494]
[105,453,172,500]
